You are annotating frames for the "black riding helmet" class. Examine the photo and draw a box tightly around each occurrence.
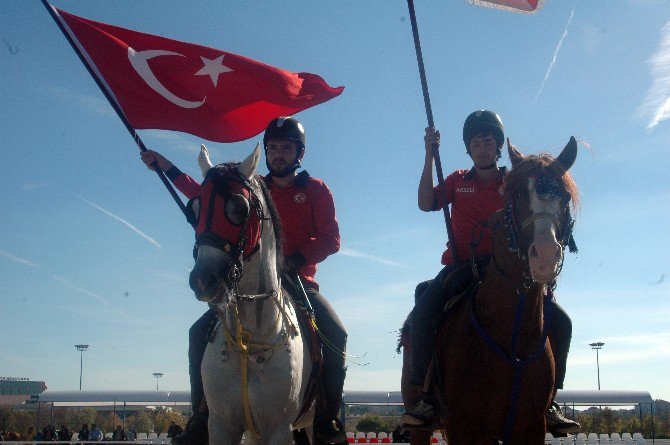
[263,117,306,150]
[263,117,306,177]
[463,110,505,160]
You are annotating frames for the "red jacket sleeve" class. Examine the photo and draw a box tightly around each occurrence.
[301,181,340,266]
[166,166,201,199]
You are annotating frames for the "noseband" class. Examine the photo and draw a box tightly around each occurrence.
[189,169,268,295]
[504,187,577,260]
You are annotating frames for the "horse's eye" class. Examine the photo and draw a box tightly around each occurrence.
[186,197,201,226]
[225,193,250,226]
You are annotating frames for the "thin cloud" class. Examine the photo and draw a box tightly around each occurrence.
[0,249,38,267]
[640,21,670,130]
[21,182,50,191]
[141,130,200,153]
[52,275,110,306]
[338,247,405,267]
[44,85,115,117]
[534,7,575,103]
[71,192,161,249]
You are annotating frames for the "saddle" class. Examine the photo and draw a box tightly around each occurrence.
[399,260,484,352]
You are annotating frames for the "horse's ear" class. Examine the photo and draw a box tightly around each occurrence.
[507,138,524,168]
[239,142,261,180]
[198,144,214,178]
[553,136,578,172]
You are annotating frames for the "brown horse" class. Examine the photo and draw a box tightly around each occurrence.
[402,137,579,445]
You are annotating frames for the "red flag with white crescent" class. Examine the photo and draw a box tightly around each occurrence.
[466,0,545,13]
[50,6,344,143]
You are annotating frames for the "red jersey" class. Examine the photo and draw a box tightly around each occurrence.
[434,168,506,265]
[263,171,340,290]
[168,167,339,290]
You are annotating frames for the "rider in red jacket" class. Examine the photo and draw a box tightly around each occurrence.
[142,117,347,445]
[402,110,580,435]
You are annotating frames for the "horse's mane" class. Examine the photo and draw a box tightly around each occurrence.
[206,163,284,271]
[504,153,580,210]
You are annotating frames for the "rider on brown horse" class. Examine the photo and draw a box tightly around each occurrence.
[401,110,580,435]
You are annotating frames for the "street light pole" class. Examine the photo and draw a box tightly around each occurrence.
[153,373,163,391]
[589,342,605,390]
[75,345,89,390]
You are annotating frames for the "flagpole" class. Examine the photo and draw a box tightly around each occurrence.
[406,0,458,262]
[41,0,188,218]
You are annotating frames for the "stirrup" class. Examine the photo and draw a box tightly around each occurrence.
[402,400,436,426]
[546,402,581,434]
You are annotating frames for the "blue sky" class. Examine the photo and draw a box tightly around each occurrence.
[1,1,669,402]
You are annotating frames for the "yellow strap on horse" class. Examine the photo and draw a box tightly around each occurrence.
[216,292,296,441]
[230,306,262,440]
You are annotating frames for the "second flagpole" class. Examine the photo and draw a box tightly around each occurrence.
[406,0,458,262]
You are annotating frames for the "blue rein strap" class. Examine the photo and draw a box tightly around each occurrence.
[469,287,554,445]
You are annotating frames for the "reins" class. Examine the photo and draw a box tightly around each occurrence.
[469,198,575,444]
[215,283,299,440]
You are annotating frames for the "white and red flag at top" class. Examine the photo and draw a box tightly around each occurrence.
[47,3,344,143]
[466,0,544,13]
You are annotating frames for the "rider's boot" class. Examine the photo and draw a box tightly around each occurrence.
[315,367,348,445]
[546,401,581,434]
[402,391,436,426]
[171,398,209,445]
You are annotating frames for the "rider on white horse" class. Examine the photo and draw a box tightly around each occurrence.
[141,117,348,444]
[401,110,580,435]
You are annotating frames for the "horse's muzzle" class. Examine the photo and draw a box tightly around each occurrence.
[189,267,229,303]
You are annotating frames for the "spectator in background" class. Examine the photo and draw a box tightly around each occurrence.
[111,425,126,441]
[57,425,72,441]
[43,425,57,441]
[78,423,90,442]
[126,426,137,441]
[22,426,35,441]
[89,424,103,441]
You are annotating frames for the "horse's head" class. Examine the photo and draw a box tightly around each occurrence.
[504,137,579,285]
[186,143,273,304]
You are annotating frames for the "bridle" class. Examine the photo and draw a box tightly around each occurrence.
[188,168,274,303]
[501,176,577,290]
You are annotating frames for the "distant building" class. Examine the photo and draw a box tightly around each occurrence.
[0,377,47,405]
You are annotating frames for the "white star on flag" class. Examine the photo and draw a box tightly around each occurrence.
[195,54,233,87]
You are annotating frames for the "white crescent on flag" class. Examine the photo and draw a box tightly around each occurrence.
[127,48,206,108]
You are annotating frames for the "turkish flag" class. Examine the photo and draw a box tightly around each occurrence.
[466,0,543,13]
[51,6,344,143]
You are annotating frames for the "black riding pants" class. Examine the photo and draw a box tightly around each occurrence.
[307,289,348,420]
[409,264,572,390]
[187,290,348,419]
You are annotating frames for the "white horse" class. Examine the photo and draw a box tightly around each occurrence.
[191,144,314,444]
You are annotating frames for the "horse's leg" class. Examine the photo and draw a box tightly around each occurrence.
[261,424,295,445]
[409,427,432,445]
[207,410,243,445]
[517,420,546,445]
